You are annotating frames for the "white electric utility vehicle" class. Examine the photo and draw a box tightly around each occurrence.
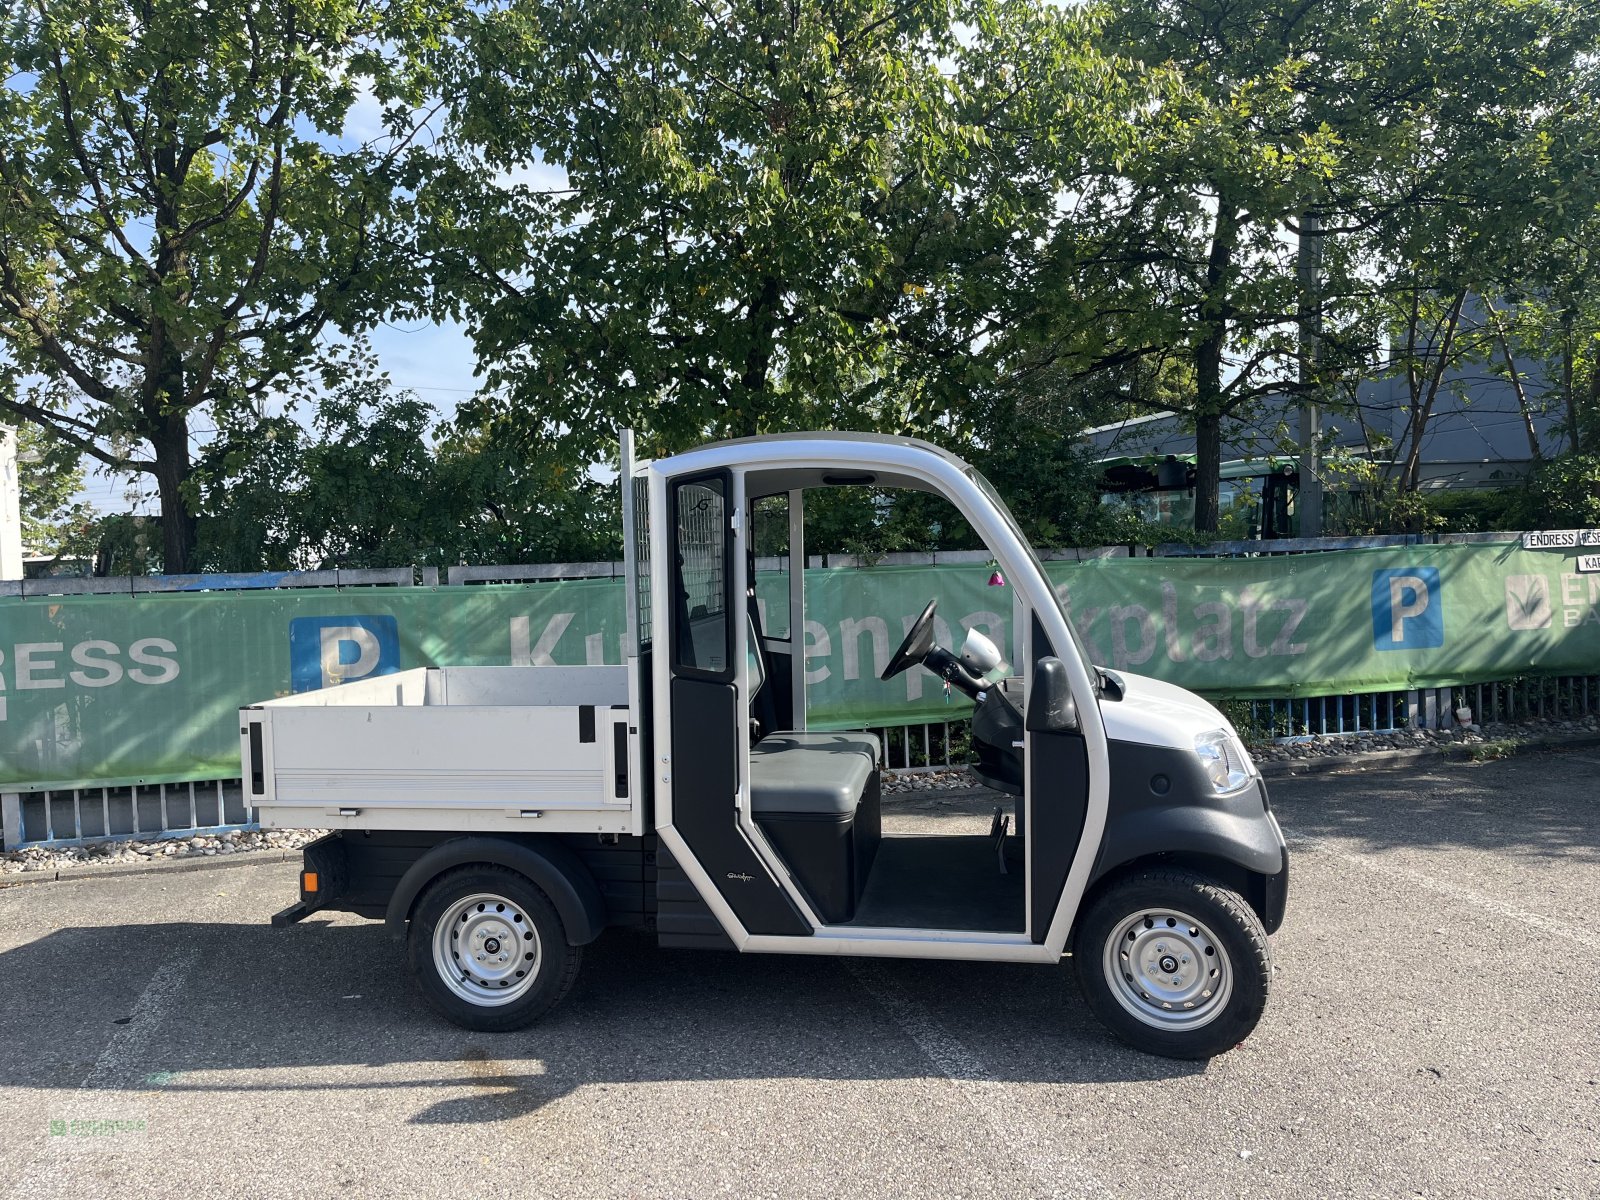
[243,432,1287,1059]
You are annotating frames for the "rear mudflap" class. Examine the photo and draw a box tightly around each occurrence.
[270,833,349,927]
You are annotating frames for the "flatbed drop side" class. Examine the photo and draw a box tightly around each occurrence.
[245,431,1288,1059]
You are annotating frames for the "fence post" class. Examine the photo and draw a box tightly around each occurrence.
[1,792,21,851]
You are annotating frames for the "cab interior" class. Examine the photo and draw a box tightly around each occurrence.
[732,477,1028,934]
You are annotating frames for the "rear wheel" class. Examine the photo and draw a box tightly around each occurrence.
[406,865,581,1032]
[1073,869,1270,1060]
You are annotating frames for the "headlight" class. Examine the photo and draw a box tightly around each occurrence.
[1194,729,1253,794]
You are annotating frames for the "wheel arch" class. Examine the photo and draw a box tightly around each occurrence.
[1084,850,1287,936]
[384,834,606,946]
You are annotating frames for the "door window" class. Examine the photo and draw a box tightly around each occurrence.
[751,493,791,641]
[671,475,732,678]
[631,475,652,651]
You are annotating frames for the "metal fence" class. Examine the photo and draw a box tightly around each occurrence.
[0,566,424,597]
[0,530,1576,850]
[3,779,251,851]
[1237,673,1600,743]
[7,677,1595,847]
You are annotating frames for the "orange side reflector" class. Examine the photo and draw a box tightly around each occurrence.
[302,870,320,894]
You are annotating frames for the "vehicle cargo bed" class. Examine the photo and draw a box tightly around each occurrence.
[241,666,637,835]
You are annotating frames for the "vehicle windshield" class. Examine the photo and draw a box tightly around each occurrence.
[968,467,1098,673]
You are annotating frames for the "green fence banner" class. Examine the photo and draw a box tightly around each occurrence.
[2,542,1597,790]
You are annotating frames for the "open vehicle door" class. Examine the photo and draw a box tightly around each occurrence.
[646,435,1112,960]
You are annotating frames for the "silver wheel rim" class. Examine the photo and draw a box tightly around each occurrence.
[1102,906,1232,1030]
[432,892,542,1007]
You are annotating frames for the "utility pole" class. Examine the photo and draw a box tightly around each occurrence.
[1296,211,1324,537]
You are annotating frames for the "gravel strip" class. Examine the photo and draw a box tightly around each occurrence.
[1,827,324,877]
[1248,713,1600,763]
[880,768,979,795]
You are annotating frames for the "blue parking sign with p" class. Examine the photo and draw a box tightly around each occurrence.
[1371,568,1443,651]
[289,615,401,692]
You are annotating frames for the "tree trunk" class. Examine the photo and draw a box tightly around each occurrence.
[1486,301,1541,461]
[1398,289,1466,493]
[736,274,781,438]
[1193,410,1223,533]
[1562,308,1581,454]
[1191,204,1238,534]
[150,408,198,574]
[1584,363,1597,456]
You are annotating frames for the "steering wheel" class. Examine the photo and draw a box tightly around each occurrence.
[881,598,938,681]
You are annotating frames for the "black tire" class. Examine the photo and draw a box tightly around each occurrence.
[1072,868,1270,1060]
[405,865,582,1032]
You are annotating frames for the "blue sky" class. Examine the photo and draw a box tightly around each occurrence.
[368,318,481,413]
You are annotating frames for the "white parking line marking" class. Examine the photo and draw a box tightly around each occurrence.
[848,959,1115,1200]
[79,951,200,1091]
[1287,835,1600,952]
[6,951,199,1197]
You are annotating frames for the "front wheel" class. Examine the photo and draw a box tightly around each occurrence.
[1073,869,1270,1060]
[406,865,582,1032]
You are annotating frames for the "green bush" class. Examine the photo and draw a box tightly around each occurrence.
[1520,453,1600,527]
[1421,488,1529,533]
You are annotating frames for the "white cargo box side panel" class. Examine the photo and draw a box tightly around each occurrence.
[255,705,633,835]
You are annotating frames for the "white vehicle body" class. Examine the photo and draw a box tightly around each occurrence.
[244,431,1288,1058]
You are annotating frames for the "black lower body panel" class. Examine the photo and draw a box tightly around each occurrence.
[277,830,654,930]
[655,845,735,950]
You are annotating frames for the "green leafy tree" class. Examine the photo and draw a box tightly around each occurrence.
[1498,159,1600,459]
[195,370,620,571]
[0,0,455,571]
[198,373,452,571]
[1017,0,1390,533]
[291,382,443,569]
[1520,452,1600,527]
[431,426,621,565]
[1347,0,1599,498]
[10,419,99,562]
[426,0,1127,462]
[1011,0,1597,532]
[193,408,306,571]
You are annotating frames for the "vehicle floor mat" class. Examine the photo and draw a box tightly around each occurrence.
[844,835,1025,932]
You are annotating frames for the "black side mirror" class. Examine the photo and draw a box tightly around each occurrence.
[1026,656,1079,733]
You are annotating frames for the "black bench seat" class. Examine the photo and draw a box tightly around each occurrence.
[748,730,882,923]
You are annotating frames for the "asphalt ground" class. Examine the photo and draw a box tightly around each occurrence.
[0,749,1596,1199]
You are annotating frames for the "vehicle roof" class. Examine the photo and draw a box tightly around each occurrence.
[660,430,975,474]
